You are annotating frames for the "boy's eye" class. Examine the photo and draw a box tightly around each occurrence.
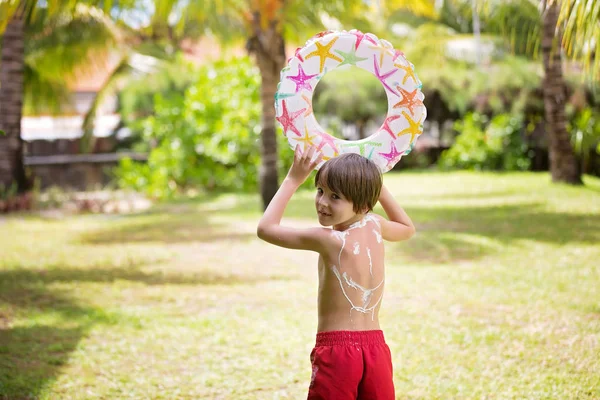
[317,188,323,194]
[332,194,340,200]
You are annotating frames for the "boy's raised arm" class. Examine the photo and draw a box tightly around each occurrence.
[256,145,326,252]
[376,184,416,242]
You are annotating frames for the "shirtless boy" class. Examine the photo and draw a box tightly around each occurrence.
[257,144,415,399]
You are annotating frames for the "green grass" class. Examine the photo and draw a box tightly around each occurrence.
[1,171,599,399]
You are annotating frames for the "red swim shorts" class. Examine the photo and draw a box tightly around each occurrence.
[307,330,395,399]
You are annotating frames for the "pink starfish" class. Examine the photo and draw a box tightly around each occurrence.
[380,114,401,139]
[392,49,405,62]
[286,65,318,93]
[378,141,403,168]
[350,30,377,50]
[294,47,304,62]
[373,56,399,96]
[316,131,339,153]
[276,100,306,137]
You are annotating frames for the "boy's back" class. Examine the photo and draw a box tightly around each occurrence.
[317,214,386,332]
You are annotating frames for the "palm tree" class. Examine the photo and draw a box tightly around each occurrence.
[541,0,581,184]
[0,1,121,192]
[559,0,600,80]
[0,8,28,192]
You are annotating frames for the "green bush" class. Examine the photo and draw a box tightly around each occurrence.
[115,56,302,199]
[118,55,199,151]
[115,57,259,198]
[439,112,531,171]
[568,106,600,172]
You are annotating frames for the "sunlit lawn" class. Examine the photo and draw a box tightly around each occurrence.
[1,171,599,399]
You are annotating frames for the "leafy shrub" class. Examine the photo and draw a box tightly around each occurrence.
[439,112,531,171]
[115,56,301,199]
[118,55,199,151]
[568,106,600,172]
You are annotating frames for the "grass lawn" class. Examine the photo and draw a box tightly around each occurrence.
[1,171,599,399]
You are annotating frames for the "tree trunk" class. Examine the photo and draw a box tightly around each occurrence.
[0,13,29,193]
[247,23,286,210]
[541,2,582,185]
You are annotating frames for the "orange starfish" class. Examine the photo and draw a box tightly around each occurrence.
[301,94,313,117]
[392,86,424,115]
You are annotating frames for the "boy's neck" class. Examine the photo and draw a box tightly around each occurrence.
[333,212,368,231]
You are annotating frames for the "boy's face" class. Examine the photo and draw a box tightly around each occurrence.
[315,184,362,228]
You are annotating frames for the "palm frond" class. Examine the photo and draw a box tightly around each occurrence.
[22,63,71,116]
[559,0,600,81]
[80,52,163,153]
[25,4,123,87]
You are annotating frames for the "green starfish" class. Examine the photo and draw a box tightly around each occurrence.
[275,91,295,101]
[274,91,295,112]
[342,141,382,156]
[367,147,376,160]
[334,48,368,67]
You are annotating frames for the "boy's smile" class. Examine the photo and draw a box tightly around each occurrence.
[315,185,364,230]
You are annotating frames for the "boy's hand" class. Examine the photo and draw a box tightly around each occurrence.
[287,144,323,186]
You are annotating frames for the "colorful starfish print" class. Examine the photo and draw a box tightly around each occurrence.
[397,111,423,143]
[350,30,377,50]
[301,94,313,117]
[276,100,306,137]
[274,91,295,112]
[306,37,343,73]
[294,47,304,62]
[367,146,377,160]
[380,114,401,139]
[394,62,417,85]
[312,30,334,40]
[378,141,403,168]
[403,141,416,155]
[392,49,405,62]
[334,46,368,67]
[343,141,382,157]
[286,65,318,93]
[373,56,399,96]
[297,124,318,149]
[315,131,339,153]
[392,86,424,115]
[275,91,295,102]
[369,41,394,67]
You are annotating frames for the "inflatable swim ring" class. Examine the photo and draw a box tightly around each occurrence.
[275,30,427,173]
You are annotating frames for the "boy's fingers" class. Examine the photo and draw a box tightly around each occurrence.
[311,152,324,168]
[306,145,316,162]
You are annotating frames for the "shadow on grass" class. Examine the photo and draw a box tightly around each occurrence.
[0,263,292,398]
[209,196,599,264]
[80,211,256,245]
[0,324,88,399]
[0,271,100,400]
[389,203,600,263]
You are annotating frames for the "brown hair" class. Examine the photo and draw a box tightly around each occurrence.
[315,153,382,213]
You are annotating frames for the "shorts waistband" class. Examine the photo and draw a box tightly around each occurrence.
[315,330,386,347]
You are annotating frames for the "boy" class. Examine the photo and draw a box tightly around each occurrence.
[257,144,415,399]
